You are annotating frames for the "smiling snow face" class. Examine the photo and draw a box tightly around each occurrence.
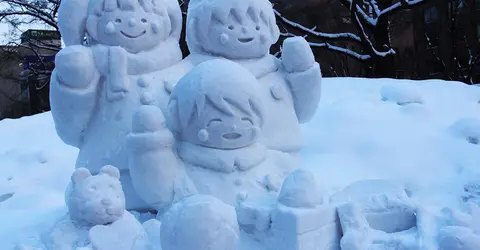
[205,10,272,59]
[167,59,265,150]
[87,0,172,54]
[188,98,260,149]
[187,0,280,60]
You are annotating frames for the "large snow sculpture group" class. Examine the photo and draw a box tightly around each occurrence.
[43,0,480,249]
[49,0,322,248]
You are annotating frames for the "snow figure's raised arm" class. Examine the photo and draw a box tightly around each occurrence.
[127,105,186,211]
[282,36,322,123]
[50,45,101,147]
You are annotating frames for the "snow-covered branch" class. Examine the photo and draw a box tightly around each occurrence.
[273,9,362,42]
[343,0,428,26]
[309,42,372,60]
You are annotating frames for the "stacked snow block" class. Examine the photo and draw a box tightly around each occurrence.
[267,203,341,250]
[236,169,342,250]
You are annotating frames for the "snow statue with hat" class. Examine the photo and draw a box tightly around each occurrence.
[50,0,183,211]
[127,59,297,212]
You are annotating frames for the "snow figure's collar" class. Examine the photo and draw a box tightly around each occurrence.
[176,141,268,173]
[92,38,182,76]
[186,53,280,79]
[91,38,182,101]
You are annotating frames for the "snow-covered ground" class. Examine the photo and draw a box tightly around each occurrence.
[1,77,479,249]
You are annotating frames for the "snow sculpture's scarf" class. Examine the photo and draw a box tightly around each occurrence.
[91,38,182,101]
[186,53,280,79]
[176,141,268,173]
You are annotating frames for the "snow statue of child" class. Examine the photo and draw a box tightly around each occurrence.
[50,0,183,210]
[43,166,150,250]
[127,59,297,211]
[171,0,322,157]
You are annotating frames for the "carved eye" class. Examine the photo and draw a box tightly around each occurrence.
[256,26,260,31]
[115,19,122,24]
[141,18,147,23]
[228,25,234,30]
[242,117,253,125]
[207,118,222,127]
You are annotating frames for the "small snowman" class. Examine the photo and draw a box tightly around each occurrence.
[51,0,183,211]
[127,59,296,212]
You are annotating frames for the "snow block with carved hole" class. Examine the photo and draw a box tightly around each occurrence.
[236,169,342,250]
[330,179,416,234]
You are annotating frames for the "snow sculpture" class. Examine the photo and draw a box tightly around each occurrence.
[127,60,296,211]
[333,180,418,250]
[236,169,341,250]
[160,195,240,250]
[51,0,183,210]
[437,204,480,250]
[155,0,322,155]
[43,166,150,250]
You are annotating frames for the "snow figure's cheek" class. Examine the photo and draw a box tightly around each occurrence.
[197,129,209,142]
[105,21,116,35]
[220,33,229,45]
[151,22,160,34]
[252,126,260,140]
[260,34,268,44]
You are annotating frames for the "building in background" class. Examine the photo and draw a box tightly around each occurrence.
[0,29,60,120]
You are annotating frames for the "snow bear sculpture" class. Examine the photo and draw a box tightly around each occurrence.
[151,0,322,156]
[127,59,296,212]
[51,0,183,210]
[160,195,240,250]
[43,166,150,250]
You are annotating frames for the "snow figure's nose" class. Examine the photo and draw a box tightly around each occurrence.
[242,27,248,34]
[128,18,136,27]
[231,125,237,132]
[101,198,112,206]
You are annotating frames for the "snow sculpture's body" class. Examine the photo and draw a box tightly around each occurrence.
[160,195,240,250]
[51,0,183,210]
[127,60,296,212]
[148,0,322,155]
[43,166,150,250]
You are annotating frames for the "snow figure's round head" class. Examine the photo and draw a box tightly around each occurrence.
[67,166,126,227]
[186,0,280,59]
[166,59,264,150]
[84,0,179,53]
[160,195,240,250]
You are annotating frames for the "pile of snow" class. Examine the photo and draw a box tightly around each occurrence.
[1,78,480,249]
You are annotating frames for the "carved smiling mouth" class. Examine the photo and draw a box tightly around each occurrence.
[121,30,147,38]
[223,133,242,140]
[238,37,254,43]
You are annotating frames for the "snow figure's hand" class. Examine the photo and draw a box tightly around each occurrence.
[129,105,174,151]
[281,36,315,73]
[89,225,123,250]
[55,45,96,88]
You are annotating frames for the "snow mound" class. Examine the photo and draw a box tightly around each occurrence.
[380,83,424,106]
[160,195,240,250]
[449,118,480,145]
